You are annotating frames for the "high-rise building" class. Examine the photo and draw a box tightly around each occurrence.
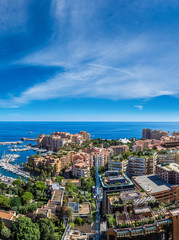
[156,163,179,185]
[127,154,157,177]
[142,128,170,140]
[142,128,152,139]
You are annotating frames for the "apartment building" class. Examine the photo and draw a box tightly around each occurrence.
[132,174,179,203]
[72,161,90,179]
[156,163,179,185]
[28,155,62,174]
[110,145,129,155]
[172,131,179,137]
[157,154,176,164]
[60,152,73,169]
[37,184,64,217]
[45,156,62,173]
[28,155,44,168]
[79,131,90,141]
[72,152,90,179]
[92,152,109,167]
[72,134,84,145]
[108,158,128,172]
[99,170,134,214]
[142,128,170,140]
[142,128,152,139]
[127,154,157,178]
[86,147,111,167]
[132,143,143,152]
[37,131,90,151]
[107,190,155,214]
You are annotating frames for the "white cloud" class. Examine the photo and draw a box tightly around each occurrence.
[0,63,177,108]
[1,0,179,108]
[134,105,143,110]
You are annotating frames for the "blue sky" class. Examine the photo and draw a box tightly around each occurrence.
[0,0,179,121]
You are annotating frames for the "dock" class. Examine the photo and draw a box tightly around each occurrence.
[0,141,23,145]
[21,138,37,141]
[0,162,31,178]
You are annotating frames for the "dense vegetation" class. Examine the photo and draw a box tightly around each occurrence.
[91,138,123,148]
[0,177,65,240]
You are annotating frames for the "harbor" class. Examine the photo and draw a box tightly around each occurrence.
[0,153,31,178]
[0,139,38,179]
[0,139,52,179]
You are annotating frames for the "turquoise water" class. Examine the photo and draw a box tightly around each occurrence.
[0,121,178,178]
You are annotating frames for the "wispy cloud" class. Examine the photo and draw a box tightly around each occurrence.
[0,0,179,108]
[134,105,143,110]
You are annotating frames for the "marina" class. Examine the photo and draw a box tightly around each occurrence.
[0,154,31,178]
[0,140,50,179]
[0,162,31,178]
[1,154,20,162]
[9,146,32,152]
[8,144,48,153]
[0,139,38,179]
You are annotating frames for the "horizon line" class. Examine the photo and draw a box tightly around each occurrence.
[0,120,178,123]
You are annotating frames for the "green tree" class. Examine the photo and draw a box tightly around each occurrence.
[108,214,115,228]
[122,151,131,159]
[0,218,5,232]
[18,188,24,197]
[13,216,40,240]
[35,181,46,192]
[21,192,34,204]
[69,221,75,229]
[12,179,21,187]
[66,180,77,192]
[91,202,96,211]
[37,218,57,240]
[27,202,38,213]
[12,187,19,195]
[11,197,22,208]
[75,217,83,226]
[79,195,85,203]
[65,208,73,220]
[0,183,7,191]
[35,190,43,199]
[1,227,11,240]
[56,176,64,183]
[0,195,11,209]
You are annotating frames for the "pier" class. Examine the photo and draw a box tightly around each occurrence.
[0,141,23,145]
[0,162,31,178]
[21,137,37,141]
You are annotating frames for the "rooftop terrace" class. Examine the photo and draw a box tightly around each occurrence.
[100,171,134,188]
[0,210,15,220]
[157,163,179,173]
[133,174,171,194]
[108,190,155,206]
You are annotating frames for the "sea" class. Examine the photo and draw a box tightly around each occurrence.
[0,121,179,179]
